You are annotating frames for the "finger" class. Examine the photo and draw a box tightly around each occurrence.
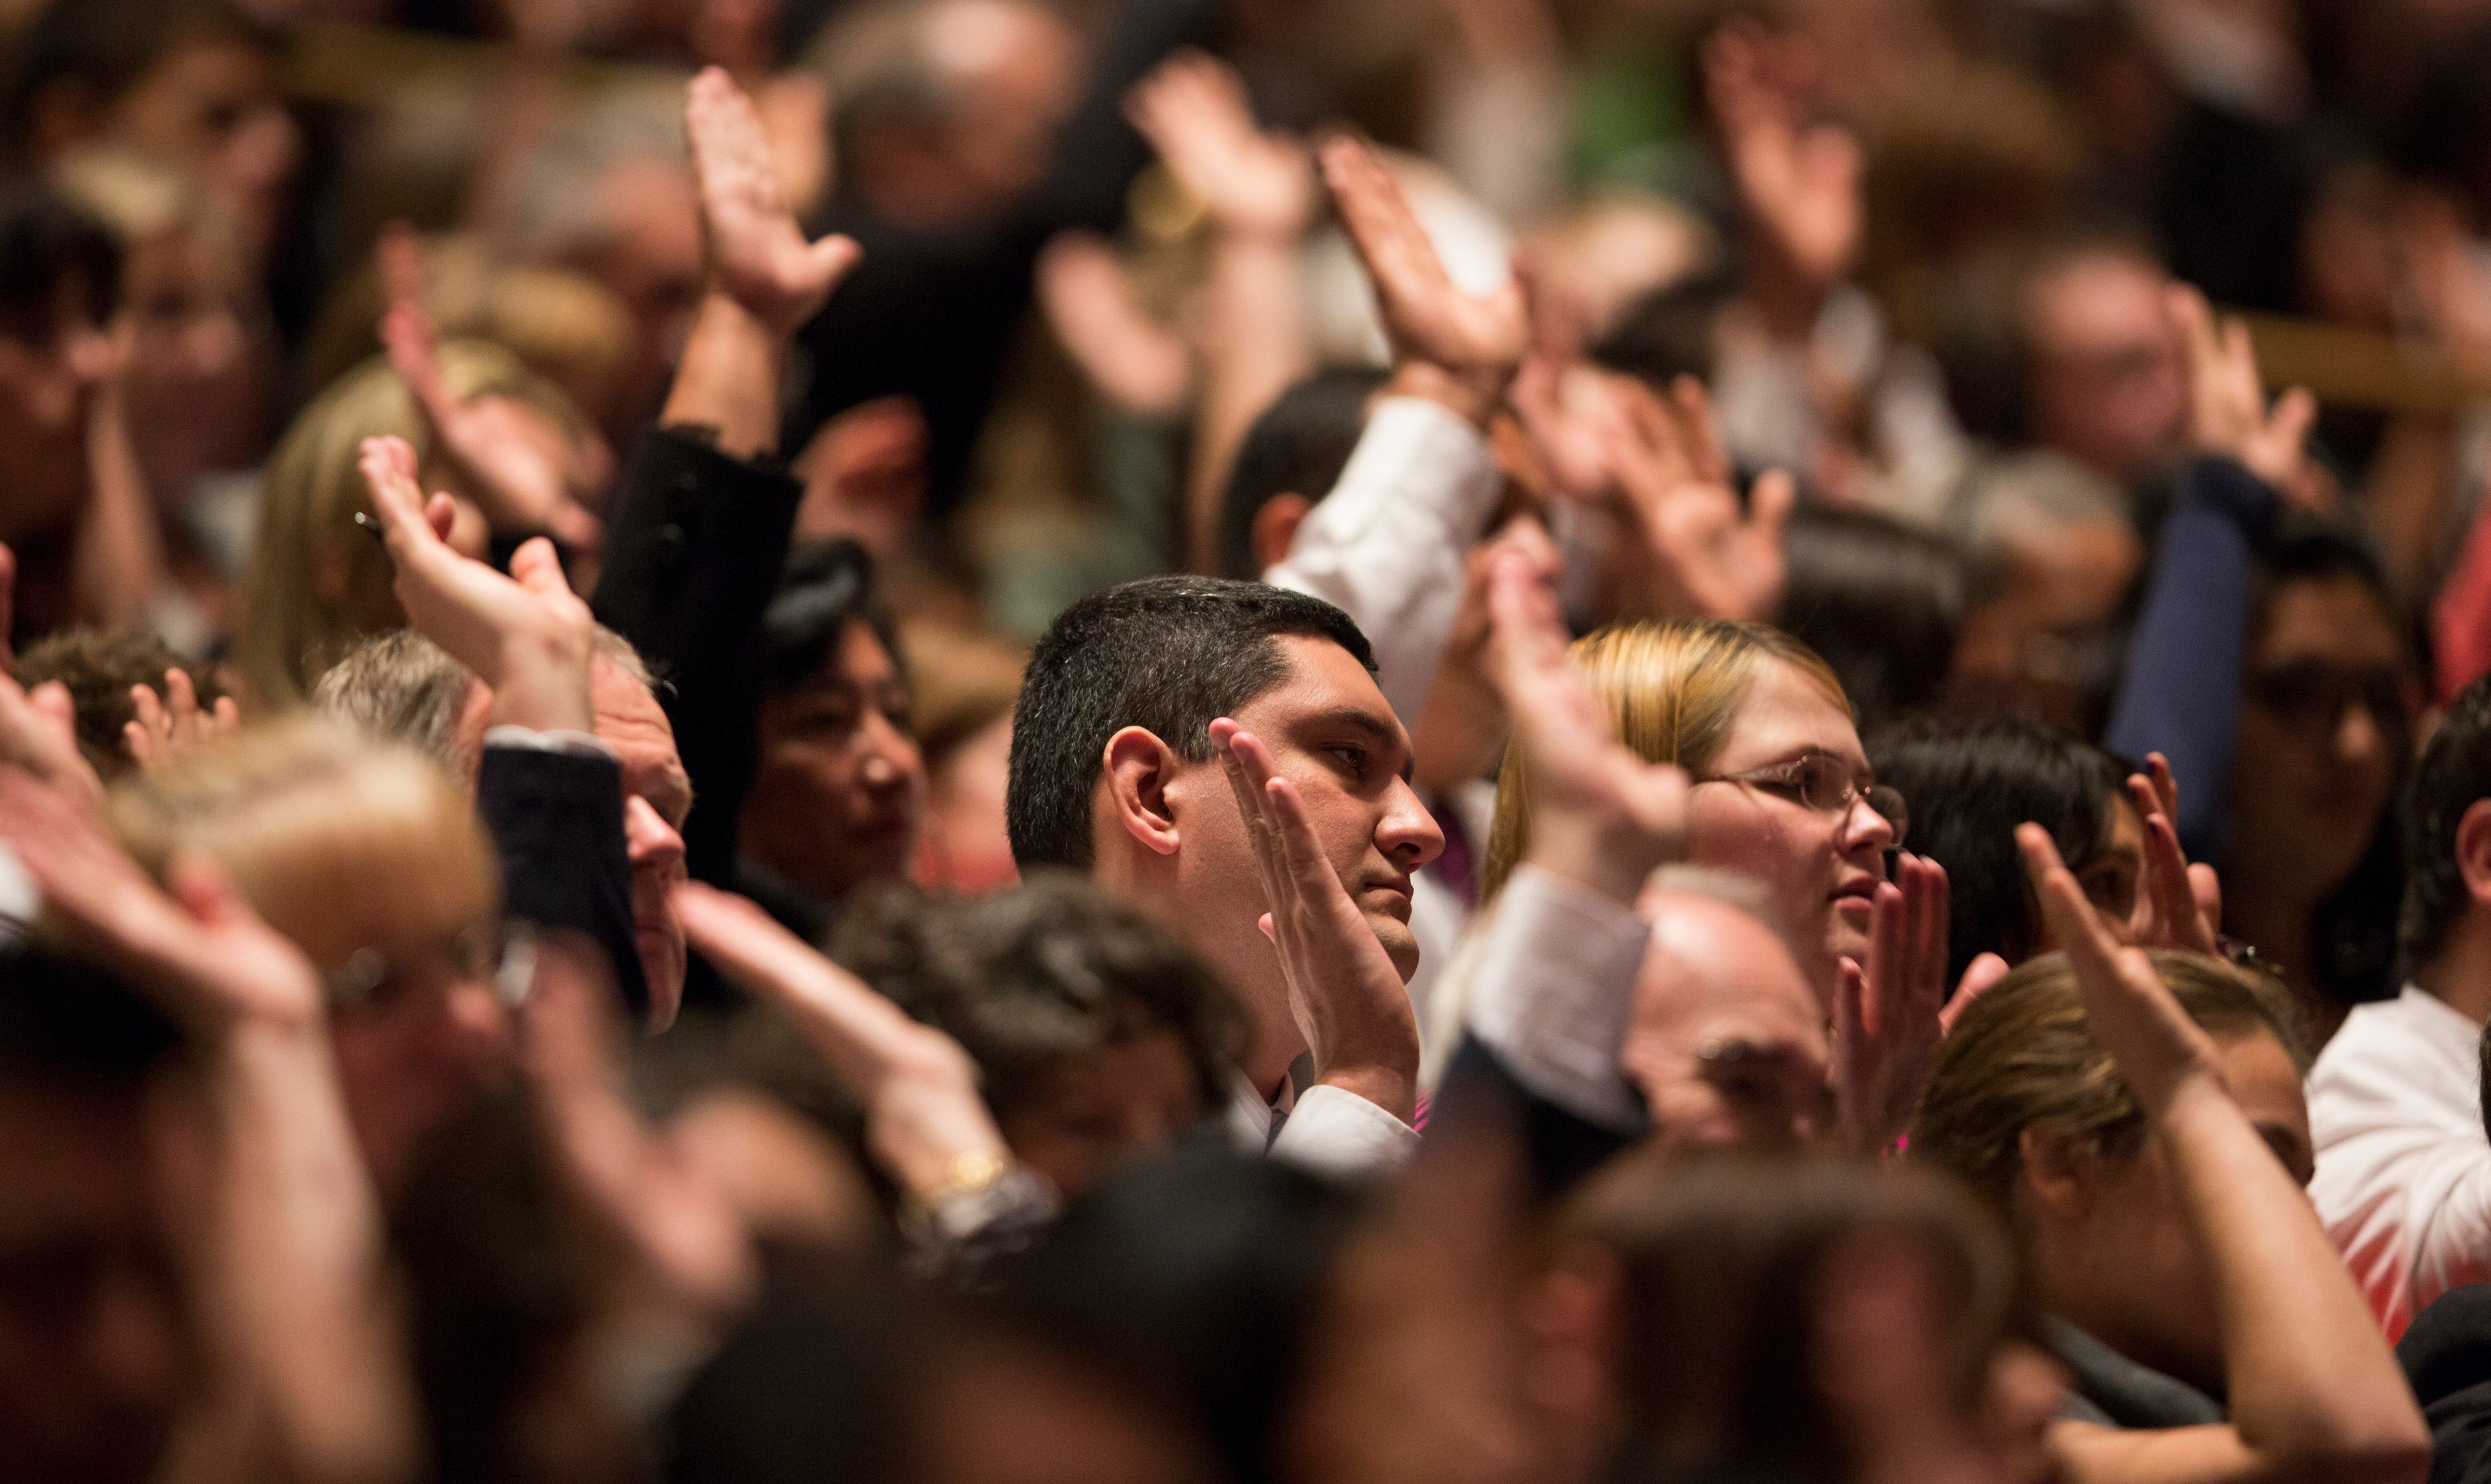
[805,233,863,291]
[2220,317,2259,385]
[130,681,165,747]
[210,695,238,734]
[1865,879,1906,1036]
[1747,468,1798,544]
[123,719,151,764]
[2018,822,2121,975]
[2266,386,2317,457]
[2165,282,2217,368]
[162,669,199,740]
[2145,752,2182,825]
[376,220,427,311]
[1263,772,1349,914]
[1914,854,1950,1004]
[509,536,570,597]
[1941,953,2011,1036]
[2141,811,2205,950]
[1668,376,1731,485]
[357,435,429,534]
[2189,863,2223,939]
[1210,719,1290,907]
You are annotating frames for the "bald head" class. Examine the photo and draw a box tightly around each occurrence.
[1622,887,1829,1157]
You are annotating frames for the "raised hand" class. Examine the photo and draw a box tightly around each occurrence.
[0,766,322,1035]
[2167,282,2320,502]
[376,224,605,551]
[1487,542,1689,905]
[1704,18,1861,300]
[1127,50,1314,243]
[1035,231,1194,418]
[2019,823,2225,1116]
[520,931,758,1325]
[1834,852,1949,1154]
[686,66,861,337]
[1318,136,1526,401]
[126,667,239,772]
[0,669,99,801]
[2124,752,2222,955]
[357,433,595,733]
[1210,718,1421,1123]
[1606,376,1794,623]
[671,881,1013,1201]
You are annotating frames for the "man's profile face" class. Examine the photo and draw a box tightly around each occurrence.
[590,659,692,1025]
[1622,898,1830,1156]
[1188,636,1444,983]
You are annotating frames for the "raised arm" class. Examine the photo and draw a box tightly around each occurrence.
[0,769,416,1484]
[1264,138,1522,723]
[2020,825,2429,1484]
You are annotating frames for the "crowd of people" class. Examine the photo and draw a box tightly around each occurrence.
[16,0,2491,1481]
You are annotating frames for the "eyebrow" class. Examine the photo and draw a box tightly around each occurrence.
[1297,706,1413,778]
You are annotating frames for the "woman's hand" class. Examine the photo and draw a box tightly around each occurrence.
[1127,50,1314,244]
[1604,376,1794,623]
[1834,852,1949,1153]
[2167,281,2320,503]
[2124,752,2222,955]
[125,667,239,773]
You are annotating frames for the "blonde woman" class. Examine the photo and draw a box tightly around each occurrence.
[234,335,600,711]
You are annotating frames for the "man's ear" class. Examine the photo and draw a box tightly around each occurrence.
[2455,798,2491,913]
[1249,493,1313,574]
[1101,725,1183,857]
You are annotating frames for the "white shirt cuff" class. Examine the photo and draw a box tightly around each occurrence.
[483,725,616,761]
[1466,865,1649,1132]
[1268,1083,1420,1180]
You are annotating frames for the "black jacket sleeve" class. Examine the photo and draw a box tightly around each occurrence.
[477,743,647,1018]
[589,426,802,891]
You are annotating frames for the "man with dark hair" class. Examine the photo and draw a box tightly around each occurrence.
[0,947,188,1484]
[1005,575,1442,1173]
[1212,366,1388,582]
[2310,673,2491,1337]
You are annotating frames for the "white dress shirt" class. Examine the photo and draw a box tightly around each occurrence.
[1462,865,1652,1132]
[1264,396,1503,725]
[1227,1073,1419,1180]
[2307,985,2491,1341]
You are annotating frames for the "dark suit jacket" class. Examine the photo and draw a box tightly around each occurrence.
[476,743,647,1016]
[2401,1285,2491,1484]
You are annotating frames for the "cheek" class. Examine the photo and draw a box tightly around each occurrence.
[1687,801,1833,918]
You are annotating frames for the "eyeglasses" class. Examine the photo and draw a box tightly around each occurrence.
[2246,662,2411,740]
[1694,752,1908,846]
[322,922,532,1011]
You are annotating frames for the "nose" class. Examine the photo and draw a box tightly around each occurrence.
[2335,699,2385,767]
[624,795,686,878]
[1377,778,1445,872]
[440,979,512,1067]
[856,710,923,795]
[1836,791,1894,857]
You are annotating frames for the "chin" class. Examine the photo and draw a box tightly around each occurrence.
[1372,918,1421,985]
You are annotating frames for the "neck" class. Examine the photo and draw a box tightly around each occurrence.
[2415,918,2491,1024]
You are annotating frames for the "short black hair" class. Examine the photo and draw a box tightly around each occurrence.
[1005,577,1375,872]
[760,538,904,695]
[1869,715,2128,989]
[1589,270,1736,389]
[0,944,182,1090]
[1214,368,1387,580]
[835,872,1241,1120]
[2402,674,2491,968]
[1779,505,1969,733]
[0,178,119,339]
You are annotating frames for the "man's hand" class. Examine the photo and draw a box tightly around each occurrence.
[1833,852,1949,1155]
[1486,541,1689,905]
[671,881,1015,1202]
[2168,282,2320,501]
[1318,136,1526,421]
[357,434,595,734]
[1606,376,1793,623]
[1210,718,1421,1123]
[1128,51,1314,243]
[377,225,605,551]
[0,766,324,1037]
[126,667,239,773]
[687,66,861,339]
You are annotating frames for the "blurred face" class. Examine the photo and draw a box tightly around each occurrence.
[2228,577,2413,907]
[998,1029,1205,1198]
[0,1085,186,1484]
[591,660,692,1024]
[119,225,260,499]
[583,158,703,425]
[1622,899,1831,1156]
[741,621,927,905]
[932,0,1080,204]
[318,927,514,1193]
[2030,1029,2308,1394]
[1949,518,2139,734]
[1684,660,1892,1000]
[2024,254,2185,483]
[106,39,299,259]
[0,278,111,545]
[912,1336,1208,1484]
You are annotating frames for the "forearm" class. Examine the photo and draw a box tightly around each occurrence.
[2161,1086,2428,1478]
[2105,457,2276,855]
[205,1023,418,1484]
[73,384,165,630]
[1186,234,1310,572]
[660,291,784,461]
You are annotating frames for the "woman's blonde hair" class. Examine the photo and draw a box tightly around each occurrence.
[235,341,583,710]
[1908,949,2306,1215]
[1480,619,1848,904]
[109,715,499,961]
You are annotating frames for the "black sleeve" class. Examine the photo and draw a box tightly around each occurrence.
[1428,1035,1639,1207]
[477,744,648,1018]
[589,426,802,891]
